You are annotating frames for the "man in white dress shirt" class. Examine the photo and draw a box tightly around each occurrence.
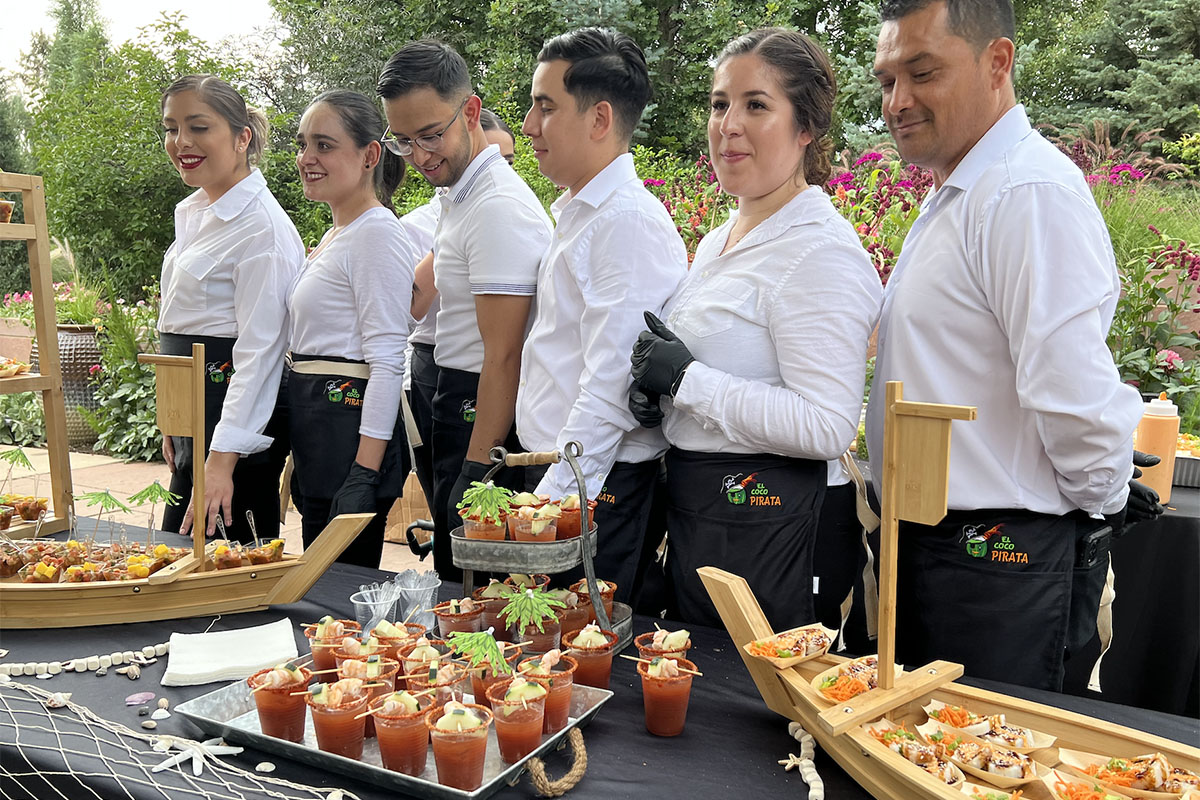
[378,42,552,580]
[866,0,1159,690]
[517,28,688,607]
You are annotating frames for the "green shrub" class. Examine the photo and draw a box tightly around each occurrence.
[0,395,46,446]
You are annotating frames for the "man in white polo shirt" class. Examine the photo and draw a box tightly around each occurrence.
[516,28,688,607]
[866,0,1160,690]
[378,41,552,579]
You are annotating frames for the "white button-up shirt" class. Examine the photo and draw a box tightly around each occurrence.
[289,207,419,440]
[516,153,688,498]
[158,169,304,454]
[865,105,1141,517]
[433,145,552,372]
[401,196,442,347]
[663,186,882,459]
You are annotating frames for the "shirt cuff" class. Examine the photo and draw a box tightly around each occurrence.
[671,362,718,417]
[210,424,273,456]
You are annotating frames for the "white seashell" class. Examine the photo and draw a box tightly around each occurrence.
[86,656,101,671]
[0,648,8,658]
[35,662,47,675]
[126,664,141,680]
[141,720,157,730]
[153,737,174,752]
[116,667,129,675]
[48,662,61,675]
[72,659,87,672]
[141,646,156,659]
[151,708,171,720]
[0,674,11,683]
[326,792,344,800]
[111,652,125,666]
[95,667,107,676]
[99,655,112,669]
[155,643,169,656]
[44,692,72,708]
[36,673,53,680]
[255,762,276,773]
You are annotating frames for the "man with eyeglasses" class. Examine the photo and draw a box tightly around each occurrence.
[378,40,552,580]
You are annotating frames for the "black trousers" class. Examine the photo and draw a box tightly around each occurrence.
[430,364,523,581]
[159,333,288,544]
[812,482,861,631]
[297,493,392,568]
[664,449,825,631]
[408,342,438,512]
[524,458,664,608]
[895,508,1109,691]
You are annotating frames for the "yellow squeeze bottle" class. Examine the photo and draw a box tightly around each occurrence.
[1135,392,1179,504]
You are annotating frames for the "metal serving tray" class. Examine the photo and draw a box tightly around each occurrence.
[176,680,613,800]
[449,524,598,574]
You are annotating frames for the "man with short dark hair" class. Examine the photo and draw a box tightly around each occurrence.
[866,0,1158,690]
[516,27,687,607]
[378,41,552,580]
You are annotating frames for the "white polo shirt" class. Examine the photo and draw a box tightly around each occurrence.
[516,153,688,499]
[663,186,882,460]
[432,145,551,372]
[865,105,1141,517]
[158,169,303,455]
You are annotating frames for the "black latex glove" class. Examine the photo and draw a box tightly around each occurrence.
[631,311,695,397]
[1105,450,1164,537]
[448,459,493,525]
[328,462,381,521]
[629,385,664,428]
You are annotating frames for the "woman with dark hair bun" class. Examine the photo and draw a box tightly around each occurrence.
[158,74,302,542]
[287,89,420,567]
[629,29,882,630]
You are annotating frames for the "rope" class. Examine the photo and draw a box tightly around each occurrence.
[526,727,587,797]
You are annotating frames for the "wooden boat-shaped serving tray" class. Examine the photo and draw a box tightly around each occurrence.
[176,678,612,800]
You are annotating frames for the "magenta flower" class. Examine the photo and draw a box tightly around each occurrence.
[853,152,884,167]
[88,364,103,376]
[1156,349,1183,372]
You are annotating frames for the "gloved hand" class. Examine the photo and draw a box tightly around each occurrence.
[1105,450,1164,537]
[631,311,694,396]
[629,385,664,428]
[448,459,493,524]
[328,462,381,521]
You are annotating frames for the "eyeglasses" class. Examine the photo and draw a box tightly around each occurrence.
[380,98,469,157]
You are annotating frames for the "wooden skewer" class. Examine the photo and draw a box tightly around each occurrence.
[402,604,421,624]
[502,641,532,650]
[619,654,703,676]
[352,687,436,719]
[289,681,389,697]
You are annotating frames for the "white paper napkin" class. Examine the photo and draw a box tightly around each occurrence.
[161,618,299,686]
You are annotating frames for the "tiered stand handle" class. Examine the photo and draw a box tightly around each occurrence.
[0,172,74,536]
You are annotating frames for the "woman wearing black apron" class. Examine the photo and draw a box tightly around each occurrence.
[630,29,882,630]
[288,90,418,568]
[158,75,303,543]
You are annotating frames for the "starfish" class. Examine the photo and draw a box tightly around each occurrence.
[777,753,806,772]
[152,736,244,777]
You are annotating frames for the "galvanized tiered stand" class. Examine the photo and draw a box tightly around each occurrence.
[449,441,633,650]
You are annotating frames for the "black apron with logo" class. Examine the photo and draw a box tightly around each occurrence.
[894,508,1106,691]
[159,332,289,543]
[664,449,825,631]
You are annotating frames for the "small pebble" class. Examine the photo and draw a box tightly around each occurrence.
[255,762,276,773]
[95,667,107,677]
[0,674,10,683]
[125,691,155,706]
[0,648,8,658]
[157,698,170,710]
[151,708,170,720]
[99,655,112,669]
[141,720,157,730]
[137,707,150,716]
[154,643,169,656]
[141,646,156,659]
[48,662,61,675]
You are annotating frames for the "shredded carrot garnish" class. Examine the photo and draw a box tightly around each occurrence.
[748,639,793,658]
[970,789,1023,800]
[1055,777,1116,800]
[820,675,870,701]
[1081,764,1135,787]
[936,704,972,729]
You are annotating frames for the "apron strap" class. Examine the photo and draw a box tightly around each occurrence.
[837,451,882,648]
[290,359,371,380]
[1087,556,1116,692]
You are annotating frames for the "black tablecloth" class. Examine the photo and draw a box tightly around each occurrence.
[2,556,1198,800]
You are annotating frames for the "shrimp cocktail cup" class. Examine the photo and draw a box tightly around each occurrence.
[564,624,619,689]
[338,655,400,738]
[372,691,435,776]
[485,677,549,764]
[555,495,595,539]
[432,598,483,638]
[519,650,578,734]
[569,578,617,625]
[304,680,370,759]
[469,646,523,710]
[473,581,515,642]
[305,617,361,682]
[638,657,697,737]
[426,701,494,791]
[372,620,426,661]
[635,628,692,662]
[333,636,387,671]
[407,661,471,708]
[248,663,312,742]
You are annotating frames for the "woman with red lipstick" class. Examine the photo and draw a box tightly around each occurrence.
[629,29,882,631]
[287,90,420,567]
[158,75,303,543]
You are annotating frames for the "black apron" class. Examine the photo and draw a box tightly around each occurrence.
[429,364,524,581]
[894,508,1108,691]
[664,449,825,631]
[159,332,289,543]
[286,353,410,502]
[408,342,438,511]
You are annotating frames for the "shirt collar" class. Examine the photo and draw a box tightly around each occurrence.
[565,152,638,211]
[942,104,1031,192]
[729,185,832,250]
[447,144,504,204]
[191,169,268,221]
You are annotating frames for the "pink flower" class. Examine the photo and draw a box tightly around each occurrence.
[88,364,103,376]
[854,152,884,166]
[1157,349,1183,372]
